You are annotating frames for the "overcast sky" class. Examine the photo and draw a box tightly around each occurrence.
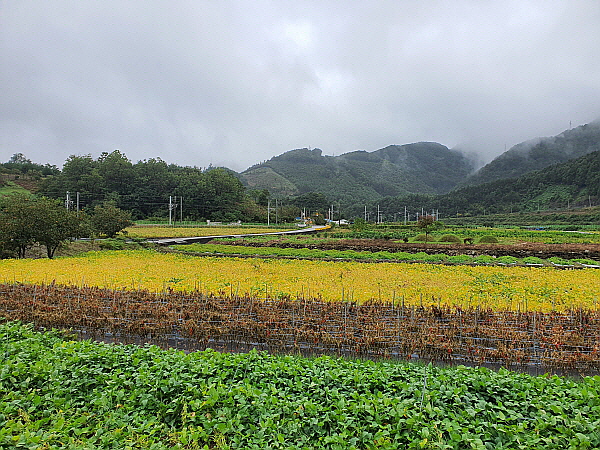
[1,1,600,172]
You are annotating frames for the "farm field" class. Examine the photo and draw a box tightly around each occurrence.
[1,250,599,311]
[125,225,296,239]
[3,231,600,448]
[122,224,600,245]
[2,321,599,449]
[324,227,600,245]
[211,236,600,261]
[173,243,600,267]
[2,282,599,373]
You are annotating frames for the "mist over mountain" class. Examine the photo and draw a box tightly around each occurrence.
[5,117,600,223]
[239,143,475,207]
[237,120,600,218]
[364,149,600,220]
[462,121,600,186]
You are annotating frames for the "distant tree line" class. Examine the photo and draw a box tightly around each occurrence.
[2,151,348,225]
[33,150,352,224]
[11,148,597,227]
[1,153,60,179]
[37,150,267,222]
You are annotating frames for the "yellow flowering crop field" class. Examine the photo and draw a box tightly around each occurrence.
[125,225,295,239]
[1,250,598,311]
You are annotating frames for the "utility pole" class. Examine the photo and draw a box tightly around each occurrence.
[65,191,71,211]
[364,205,367,222]
[404,206,407,225]
[169,196,180,226]
[267,200,271,226]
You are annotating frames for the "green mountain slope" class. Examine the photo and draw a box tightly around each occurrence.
[464,121,600,186]
[449,150,600,213]
[368,150,600,219]
[240,143,474,205]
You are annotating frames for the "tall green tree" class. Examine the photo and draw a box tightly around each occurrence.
[90,202,134,238]
[417,215,444,247]
[0,194,38,258]
[38,151,263,222]
[0,194,85,258]
[197,168,246,221]
[97,150,134,195]
[33,198,87,258]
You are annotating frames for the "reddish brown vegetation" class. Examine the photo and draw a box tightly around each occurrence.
[2,282,598,375]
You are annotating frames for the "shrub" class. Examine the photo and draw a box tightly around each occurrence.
[478,236,499,244]
[421,253,447,262]
[98,238,126,250]
[392,252,416,261]
[439,234,461,243]
[411,252,428,260]
[373,251,394,260]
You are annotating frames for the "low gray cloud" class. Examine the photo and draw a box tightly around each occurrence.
[1,0,599,171]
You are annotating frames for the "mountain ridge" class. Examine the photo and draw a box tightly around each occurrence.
[240,142,475,206]
[461,121,600,187]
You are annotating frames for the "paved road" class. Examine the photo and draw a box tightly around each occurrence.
[153,224,331,246]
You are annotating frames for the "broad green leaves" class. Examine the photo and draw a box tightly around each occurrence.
[1,321,599,449]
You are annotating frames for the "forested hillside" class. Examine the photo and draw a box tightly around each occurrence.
[37,151,264,222]
[4,121,600,223]
[362,151,600,219]
[240,143,474,206]
[463,121,600,186]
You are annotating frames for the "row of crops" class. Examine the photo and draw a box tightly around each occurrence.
[325,227,600,244]
[2,320,600,449]
[175,243,600,267]
[121,224,600,245]
[1,282,599,375]
[1,250,599,311]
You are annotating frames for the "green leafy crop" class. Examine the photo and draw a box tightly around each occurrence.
[1,321,600,449]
